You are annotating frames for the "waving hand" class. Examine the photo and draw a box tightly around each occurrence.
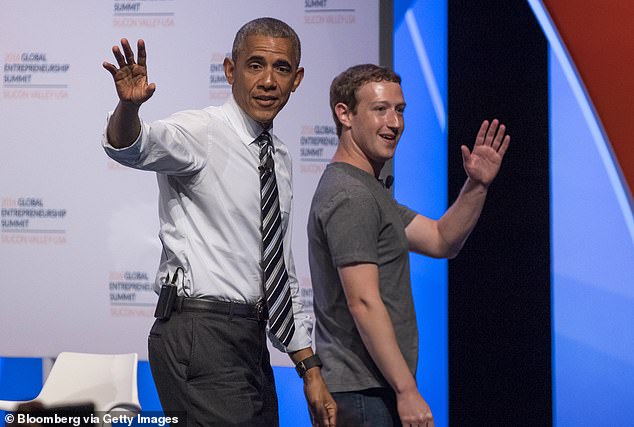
[103,38,156,106]
[461,119,510,188]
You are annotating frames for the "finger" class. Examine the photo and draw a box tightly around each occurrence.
[137,39,148,67]
[112,45,126,68]
[316,405,335,427]
[492,124,506,151]
[497,135,511,157]
[308,407,317,426]
[311,404,324,427]
[146,82,157,98]
[121,38,136,65]
[102,61,118,78]
[460,145,470,164]
[484,118,499,146]
[475,120,489,145]
[318,413,329,427]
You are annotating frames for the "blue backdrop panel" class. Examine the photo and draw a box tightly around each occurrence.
[550,48,634,426]
[0,358,43,426]
[394,1,448,426]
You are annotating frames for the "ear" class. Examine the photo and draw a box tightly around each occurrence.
[223,57,235,85]
[335,102,352,129]
[291,66,305,92]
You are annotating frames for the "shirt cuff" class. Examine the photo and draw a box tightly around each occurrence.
[267,311,313,353]
[101,112,144,163]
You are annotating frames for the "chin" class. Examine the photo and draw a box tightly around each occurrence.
[380,147,396,157]
[251,108,279,123]
[244,111,270,124]
[256,115,276,125]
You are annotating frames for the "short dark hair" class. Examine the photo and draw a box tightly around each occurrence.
[329,64,401,136]
[232,17,301,66]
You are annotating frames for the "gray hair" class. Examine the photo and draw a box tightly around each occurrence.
[232,17,301,66]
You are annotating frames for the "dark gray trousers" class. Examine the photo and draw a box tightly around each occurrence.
[148,309,278,427]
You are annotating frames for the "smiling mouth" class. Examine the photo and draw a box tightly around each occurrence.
[379,132,398,142]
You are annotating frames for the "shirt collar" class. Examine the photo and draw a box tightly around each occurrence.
[222,95,274,147]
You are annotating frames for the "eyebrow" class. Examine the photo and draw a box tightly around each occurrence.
[245,55,292,68]
[273,59,292,67]
[369,100,407,108]
[246,55,265,63]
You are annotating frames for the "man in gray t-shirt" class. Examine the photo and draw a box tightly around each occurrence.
[308,64,510,427]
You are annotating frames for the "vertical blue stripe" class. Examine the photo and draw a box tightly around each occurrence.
[527,2,634,426]
[0,357,42,425]
[549,45,634,427]
[394,1,448,426]
[0,358,42,401]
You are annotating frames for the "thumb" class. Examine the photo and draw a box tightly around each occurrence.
[460,145,470,164]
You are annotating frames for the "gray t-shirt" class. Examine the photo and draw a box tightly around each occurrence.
[308,162,418,392]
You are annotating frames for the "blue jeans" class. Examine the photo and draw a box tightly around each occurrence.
[332,387,401,427]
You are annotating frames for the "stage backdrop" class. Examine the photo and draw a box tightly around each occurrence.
[530,1,634,425]
[0,0,379,365]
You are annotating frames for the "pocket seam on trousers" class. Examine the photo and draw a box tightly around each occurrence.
[185,316,196,378]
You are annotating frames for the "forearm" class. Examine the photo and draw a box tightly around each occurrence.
[290,347,337,426]
[349,299,418,394]
[352,299,435,425]
[436,177,488,257]
[107,101,141,148]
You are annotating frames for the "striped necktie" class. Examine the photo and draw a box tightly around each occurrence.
[258,130,295,347]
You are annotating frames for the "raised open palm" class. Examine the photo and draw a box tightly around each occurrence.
[103,38,155,106]
[461,119,510,187]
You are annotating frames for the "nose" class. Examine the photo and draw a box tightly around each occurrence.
[386,109,401,129]
[259,67,276,90]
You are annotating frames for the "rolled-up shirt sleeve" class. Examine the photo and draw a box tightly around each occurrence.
[102,109,209,175]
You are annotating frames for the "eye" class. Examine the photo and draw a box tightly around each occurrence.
[248,62,263,70]
[275,63,292,74]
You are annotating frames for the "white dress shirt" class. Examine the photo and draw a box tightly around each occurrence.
[102,95,312,352]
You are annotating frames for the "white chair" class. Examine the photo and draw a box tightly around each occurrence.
[0,352,141,414]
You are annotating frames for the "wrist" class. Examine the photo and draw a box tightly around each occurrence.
[393,377,419,395]
[118,100,142,111]
[301,366,323,384]
[295,354,323,379]
[464,177,489,193]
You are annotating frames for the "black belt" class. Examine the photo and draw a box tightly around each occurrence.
[174,296,268,321]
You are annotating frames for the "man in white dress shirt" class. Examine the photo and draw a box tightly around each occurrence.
[102,18,336,427]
